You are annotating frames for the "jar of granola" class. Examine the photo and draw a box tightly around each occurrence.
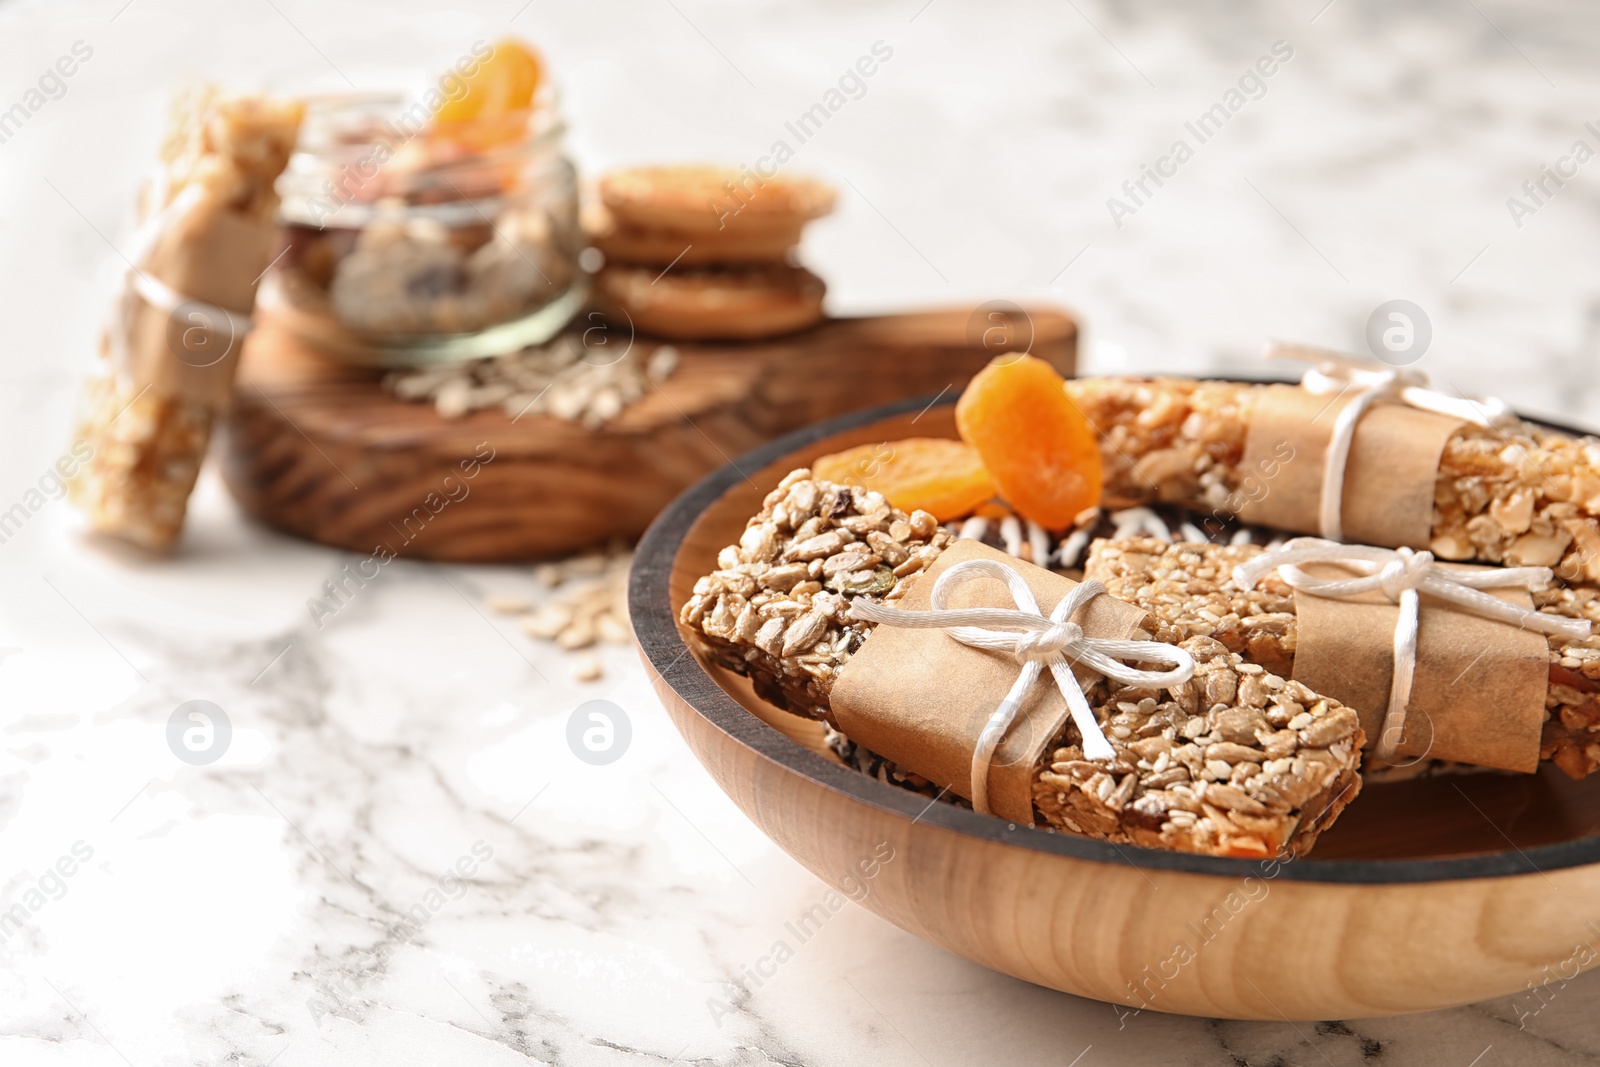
[266,88,584,366]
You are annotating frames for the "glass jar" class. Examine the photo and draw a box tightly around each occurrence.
[267,90,585,366]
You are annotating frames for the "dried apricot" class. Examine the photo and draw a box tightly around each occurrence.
[435,39,541,124]
[812,438,994,521]
[433,39,542,150]
[954,354,1102,528]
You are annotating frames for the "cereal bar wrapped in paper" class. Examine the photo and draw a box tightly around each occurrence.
[680,471,1365,858]
[1065,345,1600,583]
[1084,537,1597,778]
[70,89,303,550]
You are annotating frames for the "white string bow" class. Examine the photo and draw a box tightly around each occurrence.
[848,558,1194,816]
[1233,537,1589,759]
[1265,341,1516,542]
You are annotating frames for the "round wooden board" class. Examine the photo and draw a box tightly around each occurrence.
[218,307,1074,561]
[630,396,1600,1020]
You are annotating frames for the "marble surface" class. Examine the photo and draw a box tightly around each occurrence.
[4,0,1600,1063]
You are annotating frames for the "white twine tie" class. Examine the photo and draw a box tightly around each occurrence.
[1233,538,1589,759]
[1265,342,1516,542]
[848,558,1194,816]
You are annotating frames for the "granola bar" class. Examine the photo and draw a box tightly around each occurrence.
[680,469,954,718]
[680,470,1364,857]
[1065,376,1600,583]
[70,372,215,550]
[71,90,302,550]
[1083,537,1600,779]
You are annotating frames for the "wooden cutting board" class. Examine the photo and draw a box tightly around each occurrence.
[218,306,1076,561]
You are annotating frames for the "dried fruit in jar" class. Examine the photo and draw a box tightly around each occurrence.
[811,438,994,521]
[435,39,541,123]
[955,354,1102,528]
[433,39,542,149]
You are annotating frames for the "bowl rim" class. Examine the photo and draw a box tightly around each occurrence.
[630,385,1600,884]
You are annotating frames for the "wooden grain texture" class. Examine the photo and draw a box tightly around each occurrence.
[631,399,1600,1020]
[217,307,1074,561]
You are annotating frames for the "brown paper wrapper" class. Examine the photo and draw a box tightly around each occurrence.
[121,199,274,410]
[830,540,1149,824]
[1237,384,1462,549]
[1290,561,1546,773]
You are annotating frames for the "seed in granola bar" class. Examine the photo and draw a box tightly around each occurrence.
[1203,783,1269,816]
[788,531,848,561]
[822,548,877,576]
[754,617,788,655]
[758,562,809,592]
[775,611,825,656]
[1209,706,1266,744]
[1297,705,1359,747]
[740,523,779,562]
[1204,670,1238,707]
[1205,741,1264,765]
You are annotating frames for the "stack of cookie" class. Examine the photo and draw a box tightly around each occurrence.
[586,165,836,341]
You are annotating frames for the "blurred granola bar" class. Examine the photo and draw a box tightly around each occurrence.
[70,90,302,549]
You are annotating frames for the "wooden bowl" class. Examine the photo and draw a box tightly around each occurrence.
[630,395,1600,1020]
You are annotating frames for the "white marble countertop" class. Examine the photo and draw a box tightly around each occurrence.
[5,0,1600,1063]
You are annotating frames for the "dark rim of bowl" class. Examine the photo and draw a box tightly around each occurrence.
[630,384,1600,884]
